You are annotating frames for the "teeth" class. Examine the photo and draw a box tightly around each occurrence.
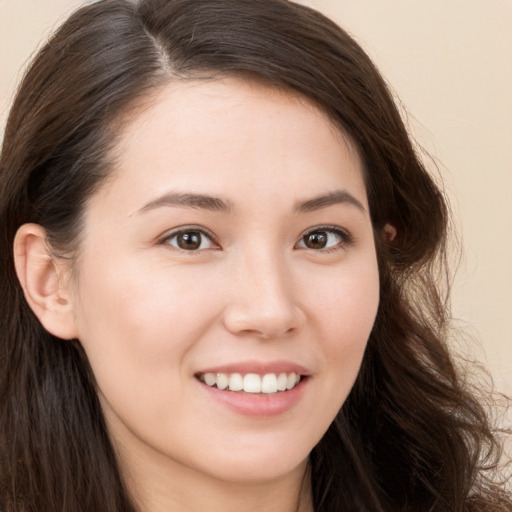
[228,373,243,391]
[204,373,216,386]
[243,373,261,393]
[276,373,288,391]
[261,373,278,393]
[200,372,303,393]
[216,373,228,390]
[287,373,299,390]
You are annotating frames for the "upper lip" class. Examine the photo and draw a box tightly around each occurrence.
[196,360,310,376]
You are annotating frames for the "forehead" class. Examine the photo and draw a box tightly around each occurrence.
[97,77,367,213]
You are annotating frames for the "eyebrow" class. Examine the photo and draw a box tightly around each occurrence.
[136,189,366,216]
[294,190,366,214]
[137,192,233,214]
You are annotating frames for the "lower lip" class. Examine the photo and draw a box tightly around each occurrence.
[198,378,308,417]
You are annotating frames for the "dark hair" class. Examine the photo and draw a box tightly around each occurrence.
[0,0,510,510]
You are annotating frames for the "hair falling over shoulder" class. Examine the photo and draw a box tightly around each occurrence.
[0,0,510,510]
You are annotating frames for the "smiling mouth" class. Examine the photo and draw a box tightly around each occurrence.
[197,372,302,394]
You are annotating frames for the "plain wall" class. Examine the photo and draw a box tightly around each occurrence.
[1,0,511,393]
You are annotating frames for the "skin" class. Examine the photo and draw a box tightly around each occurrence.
[15,78,380,512]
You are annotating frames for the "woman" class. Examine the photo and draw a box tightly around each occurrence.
[0,0,509,510]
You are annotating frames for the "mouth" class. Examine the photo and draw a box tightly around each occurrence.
[196,372,302,394]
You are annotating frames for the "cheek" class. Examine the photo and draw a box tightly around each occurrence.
[71,256,221,398]
[307,256,379,403]
[313,257,379,342]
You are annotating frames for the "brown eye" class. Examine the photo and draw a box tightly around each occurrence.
[303,231,328,249]
[165,229,216,251]
[177,232,202,250]
[297,227,350,251]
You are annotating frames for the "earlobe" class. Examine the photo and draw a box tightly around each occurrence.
[13,224,79,340]
[382,223,397,243]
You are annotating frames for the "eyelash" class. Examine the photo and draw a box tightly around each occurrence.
[160,226,220,252]
[296,226,353,253]
[160,225,353,253]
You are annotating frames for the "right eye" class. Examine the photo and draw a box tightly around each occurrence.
[163,228,218,251]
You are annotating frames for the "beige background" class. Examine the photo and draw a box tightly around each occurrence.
[1,0,511,394]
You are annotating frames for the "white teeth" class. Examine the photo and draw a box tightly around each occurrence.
[243,373,261,393]
[261,374,278,393]
[200,372,302,393]
[276,373,288,391]
[228,373,243,391]
[216,373,229,390]
[204,373,216,386]
[286,373,297,390]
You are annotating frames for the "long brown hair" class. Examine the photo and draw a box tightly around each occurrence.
[0,1,509,510]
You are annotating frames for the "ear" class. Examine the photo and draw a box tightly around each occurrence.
[382,223,397,243]
[13,223,79,340]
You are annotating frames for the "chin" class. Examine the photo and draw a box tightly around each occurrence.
[191,433,313,484]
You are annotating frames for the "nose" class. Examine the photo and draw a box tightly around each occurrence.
[222,252,306,340]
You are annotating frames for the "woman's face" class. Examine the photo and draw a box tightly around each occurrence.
[68,78,379,484]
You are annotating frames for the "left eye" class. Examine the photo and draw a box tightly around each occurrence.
[164,230,216,251]
[296,228,349,251]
